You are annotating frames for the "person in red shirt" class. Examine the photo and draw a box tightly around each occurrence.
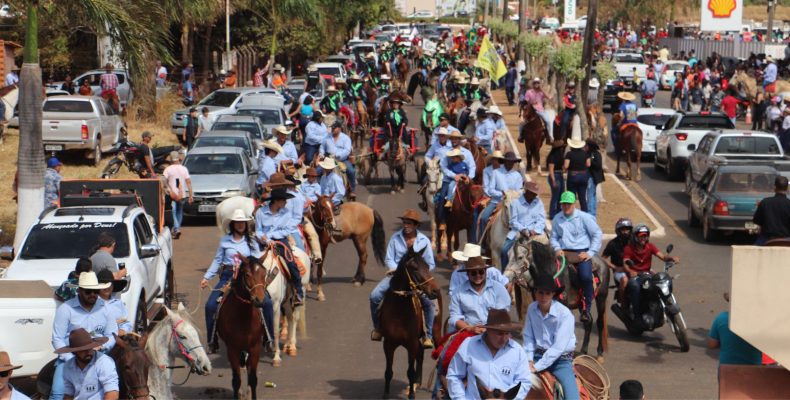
[721,88,740,126]
[622,224,679,316]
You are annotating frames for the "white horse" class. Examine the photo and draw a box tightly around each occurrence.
[423,157,443,251]
[0,85,19,144]
[145,305,212,400]
[484,190,522,269]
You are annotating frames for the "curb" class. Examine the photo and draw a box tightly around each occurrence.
[605,172,667,239]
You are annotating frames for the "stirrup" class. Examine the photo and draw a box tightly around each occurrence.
[370,329,383,341]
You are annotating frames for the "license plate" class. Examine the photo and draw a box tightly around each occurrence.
[744,222,758,230]
[198,204,217,213]
[44,144,63,151]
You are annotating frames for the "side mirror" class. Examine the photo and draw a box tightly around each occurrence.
[140,243,161,259]
[666,244,674,254]
[0,245,13,261]
[687,144,696,151]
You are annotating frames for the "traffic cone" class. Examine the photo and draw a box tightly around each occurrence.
[745,106,752,125]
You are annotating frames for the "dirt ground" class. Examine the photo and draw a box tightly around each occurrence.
[491,90,657,234]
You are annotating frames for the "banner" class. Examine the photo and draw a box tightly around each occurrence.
[477,35,507,81]
[700,0,743,32]
[564,0,576,25]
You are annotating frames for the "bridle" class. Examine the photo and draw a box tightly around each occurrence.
[169,319,204,373]
[232,261,267,305]
[317,198,340,235]
[121,346,151,400]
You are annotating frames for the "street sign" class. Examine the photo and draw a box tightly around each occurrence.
[700,0,743,31]
[564,0,575,23]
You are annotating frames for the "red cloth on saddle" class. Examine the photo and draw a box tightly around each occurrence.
[431,330,477,373]
[619,122,639,132]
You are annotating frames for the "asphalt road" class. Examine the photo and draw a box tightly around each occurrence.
[166,92,732,399]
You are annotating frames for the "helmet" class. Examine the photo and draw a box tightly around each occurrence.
[615,218,633,232]
[633,224,650,238]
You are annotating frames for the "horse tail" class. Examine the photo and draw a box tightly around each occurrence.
[434,293,444,339]
[372,210,386,266]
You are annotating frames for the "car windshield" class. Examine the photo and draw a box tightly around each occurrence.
[667,63,687,71]
[318,67,340,77]
[212,122,262,139]
[184,154,244,174]
[198,91,239,108]
[381,26,397,32]
[43,100,94,112]
[637,114,673,127]
[193,137,250,153]
[615,54,644,63]
[19,223,130,259]
[677,116,734,129]
[714,136,781,155]
[715,172,776,193]
[236,109,281,125]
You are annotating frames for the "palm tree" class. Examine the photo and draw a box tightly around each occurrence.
[261,0,321,60]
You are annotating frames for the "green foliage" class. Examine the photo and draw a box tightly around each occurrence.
[519,33,552,60]
[550,41,584,81]
[489,20,519,41]
[595,59,617,83]
[39,33,70,71]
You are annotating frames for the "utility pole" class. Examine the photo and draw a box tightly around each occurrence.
[225,0,230,69]
[502,0,508,22]
[484,0,490,24]
[579,0,598,139]
[767,0,776,43]
[518,0,527,59]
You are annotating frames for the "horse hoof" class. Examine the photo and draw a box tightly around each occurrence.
[353,281,362,287]
[272,359,282,368]
[317,292,326,301]
[306,283,313,292]
[596,355,605,364]
[286,347,298,357]
[390,190,396,195]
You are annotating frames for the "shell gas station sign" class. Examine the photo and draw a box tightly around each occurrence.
[700,0,743,31]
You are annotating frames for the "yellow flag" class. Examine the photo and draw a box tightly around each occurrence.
[476,35,507,81]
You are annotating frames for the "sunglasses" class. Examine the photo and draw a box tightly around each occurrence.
[82,289,100,295]
[0,370,11,378]
[467,269,486,276]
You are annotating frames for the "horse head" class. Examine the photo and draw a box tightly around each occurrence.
[508,236,535,289]
[315,195,339,234]
[474,376,522,399]
[235,255,269,307]
[111,333,151,400]
[393,246,440,300]
[425,158,443,194]
[164,307,212,375]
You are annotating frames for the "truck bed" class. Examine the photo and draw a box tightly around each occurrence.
[0,280,59,377]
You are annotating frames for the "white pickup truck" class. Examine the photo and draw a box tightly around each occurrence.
[42,96,126,166]
[0,180,173,377]
[613,52,649,89]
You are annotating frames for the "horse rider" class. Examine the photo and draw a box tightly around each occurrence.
[478,152,525,245]
[615,92,639,145]
[501,182,546,269]
[347,73,368,106]
[622,224,680,321]
[467,77,490,104]
[320,86,343,116]
[488,106,505,131]
[437,131,476,229]
[99,63,120,112]
[273,125,299,165]
[320,121,356,201]
[378,74,392,97]
[448,243,509,297]
[436,49,451,91]
[523,77,553,141]
[0,351,31,400]
[54,329,120,400]
[318,158,345,207]
[474,107,496,153]
[381,96,409,156]
[256,140,284,192]
[559,82,577,141]
[334,77,348,105]
[431,113,461,146]
[300,167,322,202]
[370,209,436,348]
[361,53,380,87]
[425,127,452,162]
[256,188,305,306]
[96,269,132,336]
[264,173,307,252]
[522,274,580,400]
[303,111,330,164]
[550,191,602,323]
[418,50,434,82]
[51,271,119,400]
[447,309,531,399]
[602,218,634,306]
[448,256,511,335]
[202,209,271,352]
[473,151,505,242]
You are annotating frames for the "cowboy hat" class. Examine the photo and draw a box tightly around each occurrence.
[445,148,465,160]
[263,188,294,202]
[451,243,490,261]
[487,105,502,116]
[365,52,376,60]
[97,268,128,292]
[456,77,468,85]
[273,125,291,136]
[307,65,318,72]
[350,73,361,80]
[568,138,585,149]
[487,150,505,160]
[457,256,490,272]
[0,351,22,373]
[303,167,319,178]
[260,140,284,154]
[274,63,285,71]
[470,77,480,85]
[380,74,391,80]
[335,77,346,84]
[318,158,337,170]
[327,85,337,92]
[263,172,297,189]
[388,97,405,104]
[398,209,422,224]
[482,309,521,333]
[436,127,450,136]
[55,328,109,354]
[448,130,465,139]
[230,208,252,222]
[524,181,541,195]
[78,272,111,290]
[532,273,564,295]
[532,77,541,83]
[617,92,636,101]
[502,152,520,162]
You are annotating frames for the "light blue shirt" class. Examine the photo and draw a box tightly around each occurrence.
[522,300,577,371]
[425,138,452,160]
[286,189,306,236]
[549,209,602,255]
[495,168,524,196]
[765,62,777,84]
[507,196,546,240]
[8,385,32,400]
[62,352,119,400]
[475,118,496,146]
[256,155,277,185]
[483,165,504,200]
[105,298,132,333]
[319,171,345,205]
[205,234,262,279]
[299,181,322,201]
[384,230,435,270]
[274,140,299,163]
[52,298,118,361]
[305,121,329,145]
[448,266,509,297]
[321,133,352,160]
[255,204,292,241]
[447,335,532,400]
[493,117,506,131]
[431,124,461,145]
[448,278,511,332]
[440,146,476,181]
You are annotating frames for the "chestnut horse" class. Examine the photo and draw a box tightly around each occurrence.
[519,104,547,173]
[380,246,442,399]
[613,114,643,181]
[395,54,410,91]
[464,141,486,186]
[216,256,270,399]
[109,334,151,400]
[437,175,484,261]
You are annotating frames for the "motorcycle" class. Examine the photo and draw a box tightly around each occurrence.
[100,138,182,179]
[611,244,690,352]
[641,94,655,108]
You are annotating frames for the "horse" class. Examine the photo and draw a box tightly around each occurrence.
[109,334,151,400]
[0,84,19,144]
[587,104,608,145]
[353,98,370,149]
[464,141,486,185]
[363,80,378,119]
[395,55,410,91]
[437,175,484,261]
[216,256,270,399]
[511,239,609,360]
[311,195,386,294]
[145,306,212,400]
[380,246,443,399]
[480,190,522,268]
[385,123,408,193]
[613,114,643,181]
[519,104,546,173]
[419,158,443,251]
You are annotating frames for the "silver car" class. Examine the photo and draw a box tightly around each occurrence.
[182,146,257,216]
[211,114,268,142]
[171,87,281,135]
[192,129,258,166]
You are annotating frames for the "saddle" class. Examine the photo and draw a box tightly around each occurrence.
[619,122,639,132]
[562,251,600,272]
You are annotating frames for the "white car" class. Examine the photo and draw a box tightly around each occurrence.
[576,16,588,30]
[654,111,735,180]
[635,108,676,155]
[659,60,689,89]
[170,87,281,135]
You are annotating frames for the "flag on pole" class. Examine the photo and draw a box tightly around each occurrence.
[476,35,507,81]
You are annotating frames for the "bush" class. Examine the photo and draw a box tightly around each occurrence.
[489,20,519,41]
[519,33,552,60]
[550,41,584,81]
[595,59,617,83]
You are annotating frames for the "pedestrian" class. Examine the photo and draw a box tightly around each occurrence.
[54,257,93,303]
[586,139,605,217]
[182,107,199,149]
[223,69,237,88]
[504,61,517,105]
[619,380,645,400]
[54,328,120,400]
[99,63,120,112]
[44,157,63,207]
[768,96,782,132]
[253,64,265,87]
[708,292,762,368]
[4,64,19,87]
[198,107,212,134]
[709,83,724,112]
[752,91,767,131]
[61,74,75,95]
[89,232,126,279]
[559,82,577,140]
[155,61,168,87]
[563,139,591,212]
[721,88,740,126]
[545,140,567,219]
[0,350,31,399]
[671,73,683,110]
[96,268,132,336]
[163,151,193,239]
[78,79,93,96]
[181,74,195,106]
[689,78,704,112]
[139,131,156,178]
[753,176,790,245]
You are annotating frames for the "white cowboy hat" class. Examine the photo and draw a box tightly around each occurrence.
[445,148,465,160]
[487,106,503,116]
[318,158,337,170]
[617,92,636,101]
[532,77,541,83]
[452,243,490,262]
[260,140,284,154]
[380,74,391,80]
[274,63,285,71]
[77,272,111,290]
[568,138,586,149]
[273,125,291,135]
[470,77,480,85]
[437,127,450,136]
[307,65,318,72]
[350,72,361,80]
[230,208,252,222]
[327,85,338,92]
[456,77,468,85]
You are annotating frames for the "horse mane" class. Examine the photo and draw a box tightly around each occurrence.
[530,240,556,276]
[502,190,522,205]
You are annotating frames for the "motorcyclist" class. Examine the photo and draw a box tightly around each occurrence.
[601,218,633,306]
[622,224,680,320]
[640,73,658,107]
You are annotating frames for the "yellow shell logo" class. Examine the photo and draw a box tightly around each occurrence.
[708,0,736,18]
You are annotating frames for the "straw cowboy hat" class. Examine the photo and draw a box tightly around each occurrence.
[532,273,564,295]
[470,77,480,85]
[303,167,319,178]
[445,148,465,160]
[487,106,503,116]
[318,158,337,170]
[398,209,422,224]
[274,63,285,72]
[452,243,490,262]
[482,309,521,333]
[77,272,111,290]
[0,351,22,373]
[97,268,128,292]
[487,150,505,160]
[456,77,468,85]
[260,140,284,154]
[55,328,109,354]
[448,130,465,139]
[335,77,346,85]
[327,85,338,92]
[524,181,541,195]
[365,52,376,60]
[568,138,586,149]
[273,125,291,136]
[380,74,391,80]
[617,92,636,101]
[350,73,361,80]
[457,256,490,272]
[437,127,450,136]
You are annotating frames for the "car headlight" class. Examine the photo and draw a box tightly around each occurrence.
[223,190,245,198]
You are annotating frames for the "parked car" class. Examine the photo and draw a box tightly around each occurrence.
[685,130,786,191]
[42,95,127,165]
[59,69,133,107]
[602,78,627,111]
[576,16,588,30]
[182,147,257,216]
[614,52,649,89]
[636,108,677,156]
[211,114,268,142]
[654,111,735,180]
[170,87,281,135]
[288,77,326,103]
[235,103,287,139]
[313,62,348,82]
[688,164,779,241]
[660,61,690,90]
[192,130,258,165]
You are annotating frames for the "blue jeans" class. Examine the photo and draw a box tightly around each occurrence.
[566,248,593,312]
[534,354,580,400]
[627,274,646,316]
[548,173,564,218]
[49,358,66,400]
[436,180,451,223]
[501,237,516,271]
[560,109,575,140]
[171,199,185,231]
[290,232,305,252]
[205,269,233,344]
[566,172,589,212]
[273,239,304,299]
[475,200,499,244]
[370,275,434,338]
[586,177,597,217]
[302,143,321,164]
[342,159,357,192]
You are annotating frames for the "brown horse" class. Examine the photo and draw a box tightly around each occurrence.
[364,80,379,119]
[385,123,408,193]
[438,175,484,261]
[519,104,547,173]
[395,54,410,91]
[354,98,370,149]
[311,195,386,296]
[613,114,643,181]
[110,334,151,400]
[380,246,442,399]
[464,141,486,186]
[216,256,270,399]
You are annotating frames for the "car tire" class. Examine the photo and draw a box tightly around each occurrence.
[687,199,700,227]
[684,170,694,194]
[133,295,148,335]
[702,214,718,242]
[667,150,682,181]
[92,142,102,167]
[162,265,174,309]
[653,151,662,172]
